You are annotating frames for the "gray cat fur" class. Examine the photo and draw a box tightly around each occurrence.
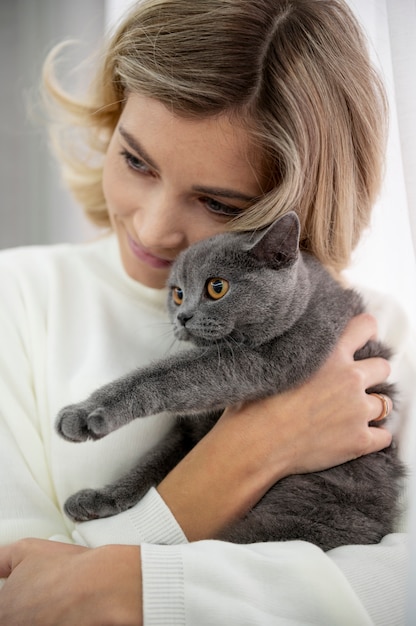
[56,212,405,551]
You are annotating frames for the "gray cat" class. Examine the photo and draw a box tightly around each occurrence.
[56,212,404,551]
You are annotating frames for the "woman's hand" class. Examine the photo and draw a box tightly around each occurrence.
[0,539,142,626]
[158,313,393,540]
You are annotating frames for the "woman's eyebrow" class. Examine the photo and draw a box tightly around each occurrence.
[192,185,258,203]
[118,125,159,170]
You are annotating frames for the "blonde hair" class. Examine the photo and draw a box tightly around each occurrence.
[43,0,387,271]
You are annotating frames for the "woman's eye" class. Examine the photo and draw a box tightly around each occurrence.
[206,278,230,300]
[120,149,152,174]
[202,197,243,217]
[172,286,184,305]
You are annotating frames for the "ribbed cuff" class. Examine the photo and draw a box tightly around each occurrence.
[72,487,188,547]
[141,543,186,626]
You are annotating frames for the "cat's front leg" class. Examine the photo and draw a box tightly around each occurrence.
[64,464,164,521]
[63,451,172,521]
[56,370,157,442]
[56,343,261,443]
[63,418,202,521]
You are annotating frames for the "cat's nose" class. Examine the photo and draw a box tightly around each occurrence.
[178,312,193,327]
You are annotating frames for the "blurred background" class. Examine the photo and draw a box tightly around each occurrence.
[0,0,106,247]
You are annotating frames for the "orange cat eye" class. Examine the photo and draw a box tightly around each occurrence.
[172,286,184,305]
[206,278,230,300]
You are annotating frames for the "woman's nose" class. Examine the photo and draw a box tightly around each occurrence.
[133,193,186,250]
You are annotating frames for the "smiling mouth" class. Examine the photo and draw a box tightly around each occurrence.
[127,233,174,270]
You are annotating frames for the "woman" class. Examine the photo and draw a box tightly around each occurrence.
[0,0,413,624]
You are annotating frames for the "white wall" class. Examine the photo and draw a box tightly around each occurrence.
[0,0,104,248]
[344,0,416,322]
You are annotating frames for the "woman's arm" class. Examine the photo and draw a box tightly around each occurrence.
[0,257,71,545]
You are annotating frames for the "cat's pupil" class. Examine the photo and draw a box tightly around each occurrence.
[172,286,184,305]
[212,280,223,293]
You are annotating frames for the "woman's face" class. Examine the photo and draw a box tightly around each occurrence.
[103,93,266,288]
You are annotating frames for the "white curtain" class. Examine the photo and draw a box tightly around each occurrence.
[105,0,136,28]
[0,0,105,249]
[344,0,416,323]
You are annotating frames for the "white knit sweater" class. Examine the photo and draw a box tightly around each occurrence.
[0,234,414,625]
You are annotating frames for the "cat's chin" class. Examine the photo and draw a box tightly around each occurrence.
[173,324,248,347]
[177,333,213,347]
[173,328,192,342]
[173,327,220,345]
[174,329,220,347]
[175,332,246,350]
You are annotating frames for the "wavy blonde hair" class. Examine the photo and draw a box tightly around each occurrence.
[43,0,387,271]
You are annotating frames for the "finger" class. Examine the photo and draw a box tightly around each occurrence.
[0,539,58,578]
[350,355,391,390]
[0,539,36,577]
[339,313,378,353]
[366,425,393,453]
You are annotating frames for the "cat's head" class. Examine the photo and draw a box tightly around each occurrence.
[167,211,310,347]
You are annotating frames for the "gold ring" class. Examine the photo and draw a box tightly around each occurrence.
[370,393,390,421]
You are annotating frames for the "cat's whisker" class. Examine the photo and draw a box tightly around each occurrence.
[198,344,213,360]
[223,336,238,372]
[165,335,182,355]
[214,340,222,369]
[227,333,244,349]
[133,321,177,344]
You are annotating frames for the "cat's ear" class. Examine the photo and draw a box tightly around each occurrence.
[246,212,300,268]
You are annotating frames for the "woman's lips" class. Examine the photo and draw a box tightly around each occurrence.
[127,233,174,270]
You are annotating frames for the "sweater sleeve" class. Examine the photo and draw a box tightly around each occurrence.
[140,534,407,626]
[0,257,69,543]
[0,244,187,548]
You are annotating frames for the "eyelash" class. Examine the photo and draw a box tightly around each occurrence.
[200,198,243,217]
[120,148,243,217]
[120,149,152,175]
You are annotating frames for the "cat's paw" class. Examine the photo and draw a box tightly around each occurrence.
[64,488,120,522]
[56,405,112,442]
